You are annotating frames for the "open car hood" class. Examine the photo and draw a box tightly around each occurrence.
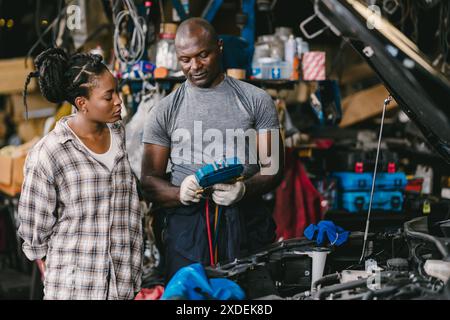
[311,0,450,163]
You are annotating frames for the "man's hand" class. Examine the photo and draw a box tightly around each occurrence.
[179,175,202,205]
[212,181,246,206]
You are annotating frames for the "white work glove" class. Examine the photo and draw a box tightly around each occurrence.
[212,181,246,206]
[179,175,202,205]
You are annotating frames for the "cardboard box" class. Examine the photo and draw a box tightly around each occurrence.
[7,93,56,123]
[17,118,47,143]
[0,138,39,189]
[339,84,398,128]
[0,154,26,186]
[0,57,36,94]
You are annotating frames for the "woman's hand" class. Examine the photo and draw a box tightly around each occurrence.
[36,258,46,278]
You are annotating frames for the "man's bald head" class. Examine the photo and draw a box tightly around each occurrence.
[174,18,224,88]
[175,18,219,48]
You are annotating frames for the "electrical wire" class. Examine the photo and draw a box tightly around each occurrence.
[52,0,64,47]
[398,0,412,33]
[267,11,274,34]
[329,39,347,80]
[113,0,147,65]
[214,205,219,264]
[438,0,449,73]
[158,0,165,23]
[35,0,48,47]
[25,0,77,68]
[409,2,419,44]
[359,95,393,264]
[270,0,278,11]
[205,199,214,266]
[213,205,224,264]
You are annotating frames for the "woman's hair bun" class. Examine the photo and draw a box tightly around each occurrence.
[33,47,69,103]
[90,54,103,65]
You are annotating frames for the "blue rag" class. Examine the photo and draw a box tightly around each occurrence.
[161,263,245,300]
[304,220,350,246]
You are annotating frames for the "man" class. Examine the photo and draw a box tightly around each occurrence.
[141,18,284,280]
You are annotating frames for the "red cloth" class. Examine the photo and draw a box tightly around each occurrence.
[313,138,334,150]
[273,148,323,240]
[134,286,165,300]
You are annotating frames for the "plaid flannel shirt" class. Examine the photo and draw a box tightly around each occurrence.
[17,115,143,300]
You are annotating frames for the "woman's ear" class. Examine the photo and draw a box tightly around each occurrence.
[74,96,88,113]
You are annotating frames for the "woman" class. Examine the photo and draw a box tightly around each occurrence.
[17,48,142,300]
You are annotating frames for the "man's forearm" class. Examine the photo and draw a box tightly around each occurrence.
[243,170,283,200]
[141,175,182,208]
[241,130,285,200]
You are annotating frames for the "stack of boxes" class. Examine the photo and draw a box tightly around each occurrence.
[0,137,39,196]
[330,150,407,213]
[0,57,53,196]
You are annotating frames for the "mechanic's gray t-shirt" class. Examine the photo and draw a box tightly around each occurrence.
[142,75,280,186]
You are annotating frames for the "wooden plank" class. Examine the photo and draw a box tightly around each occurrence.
[0,57,36,94]
[339,84,398,128]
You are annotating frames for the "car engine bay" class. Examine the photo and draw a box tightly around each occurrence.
[205,214,450,300]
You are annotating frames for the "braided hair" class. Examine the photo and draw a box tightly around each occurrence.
[23,47,108,118]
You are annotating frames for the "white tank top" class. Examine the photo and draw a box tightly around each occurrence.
[68,124,119,171]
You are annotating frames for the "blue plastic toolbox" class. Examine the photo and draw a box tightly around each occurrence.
[332,172,407,191]
[340,191,404,213]
[332,173,372,191]
[373,191,403,212]
[375,173,407,190]
[340,192,369,212]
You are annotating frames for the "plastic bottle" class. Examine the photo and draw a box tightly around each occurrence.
[284,35,297,65]
[302,41,310,54]
[295,37,303,56]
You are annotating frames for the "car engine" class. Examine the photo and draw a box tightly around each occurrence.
[205,216,450,300]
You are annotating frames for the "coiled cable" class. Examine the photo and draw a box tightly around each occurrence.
[113,0,146,65]
[114,0,147,64]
